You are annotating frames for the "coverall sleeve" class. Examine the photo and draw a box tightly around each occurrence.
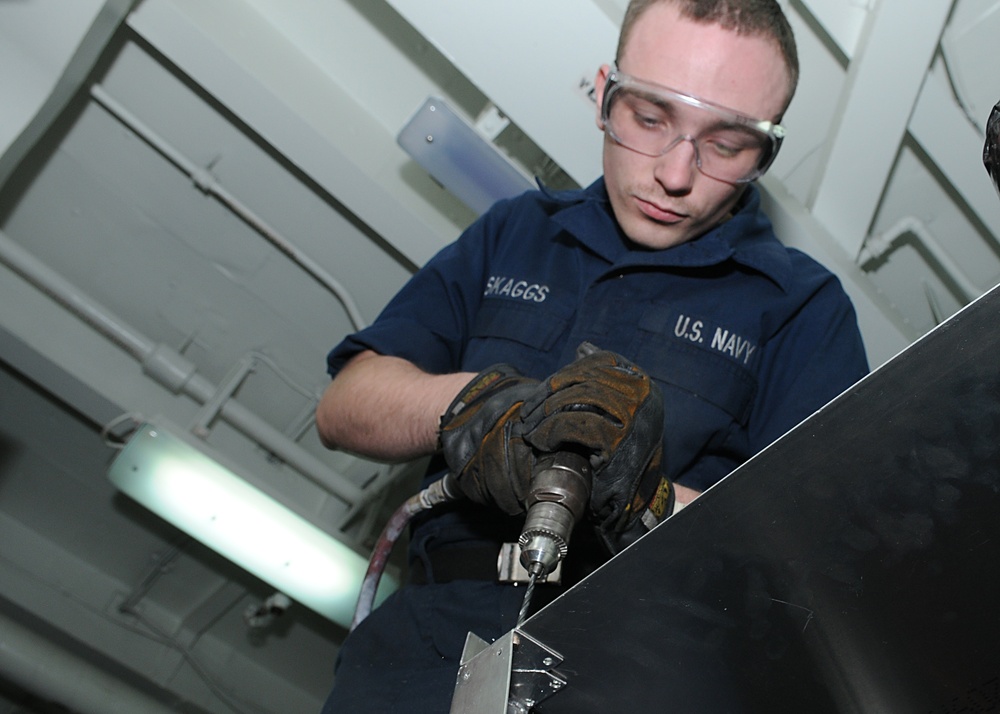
[326,206,510,378]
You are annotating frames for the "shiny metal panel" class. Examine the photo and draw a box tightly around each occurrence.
[520,284,1000,712]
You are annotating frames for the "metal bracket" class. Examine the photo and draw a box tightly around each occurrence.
[450,628,567,713]
[509,629,567,712]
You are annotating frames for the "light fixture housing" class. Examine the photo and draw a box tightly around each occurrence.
[397,97,535,215]
[107,419,393,629]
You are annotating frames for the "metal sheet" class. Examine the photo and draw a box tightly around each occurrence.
[518,284,1000,712]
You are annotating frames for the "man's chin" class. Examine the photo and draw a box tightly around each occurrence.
[624,220,694,250]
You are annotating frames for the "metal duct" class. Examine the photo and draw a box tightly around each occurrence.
[0,612,182,714]
[0,228,362,507]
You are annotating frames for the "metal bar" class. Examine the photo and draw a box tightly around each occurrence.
[809,0,953,256]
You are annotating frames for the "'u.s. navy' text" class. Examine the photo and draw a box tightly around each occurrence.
[674,314,757,365]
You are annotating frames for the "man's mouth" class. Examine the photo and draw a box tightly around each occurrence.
[635,196,687,224]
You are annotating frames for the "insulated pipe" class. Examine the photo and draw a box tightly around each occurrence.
[858,216,983,304]
[0,612,182,714]
[89,84,368,332]
[0,229,363,506]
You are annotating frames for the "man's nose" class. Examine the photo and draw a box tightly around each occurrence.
[653,135,698,193]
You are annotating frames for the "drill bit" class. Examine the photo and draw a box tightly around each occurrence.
[516,566,542,628]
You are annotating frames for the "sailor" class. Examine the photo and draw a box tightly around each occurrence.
[316,1,869,711]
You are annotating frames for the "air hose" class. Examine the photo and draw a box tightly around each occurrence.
[350,473,461,630]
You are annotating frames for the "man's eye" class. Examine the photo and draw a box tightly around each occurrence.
[703,132,761,159]
[619,94,671,131]
[632,111,665,130]
[705,140,742,158]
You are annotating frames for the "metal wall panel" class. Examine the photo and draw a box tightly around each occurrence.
[384,0,612,186]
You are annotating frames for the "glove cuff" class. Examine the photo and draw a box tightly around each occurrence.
[441,365,522,426]
[642,476,675,524]
[438,364,538,477]
[600,476,674,555]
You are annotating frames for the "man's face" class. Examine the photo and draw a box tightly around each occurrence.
[596,3,791,250]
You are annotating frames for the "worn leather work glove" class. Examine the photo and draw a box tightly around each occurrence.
[520,346,670,535]
[438,365,539,514]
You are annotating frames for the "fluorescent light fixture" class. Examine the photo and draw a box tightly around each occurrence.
[108,420,393,629]
[398,97,535,215]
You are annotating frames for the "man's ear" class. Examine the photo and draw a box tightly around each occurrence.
[594,64,612,131]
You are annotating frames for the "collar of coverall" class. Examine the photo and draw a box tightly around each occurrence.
[543,178,795,293]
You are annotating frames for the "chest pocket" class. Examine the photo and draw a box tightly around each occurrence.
[635,337,758,425]
[466,299,571,374]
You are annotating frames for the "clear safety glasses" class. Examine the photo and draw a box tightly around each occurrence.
[601,68,786,184]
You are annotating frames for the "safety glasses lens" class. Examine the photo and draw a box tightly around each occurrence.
[603,79,777,183]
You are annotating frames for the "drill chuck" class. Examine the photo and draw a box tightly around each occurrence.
[518,452,592,577]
